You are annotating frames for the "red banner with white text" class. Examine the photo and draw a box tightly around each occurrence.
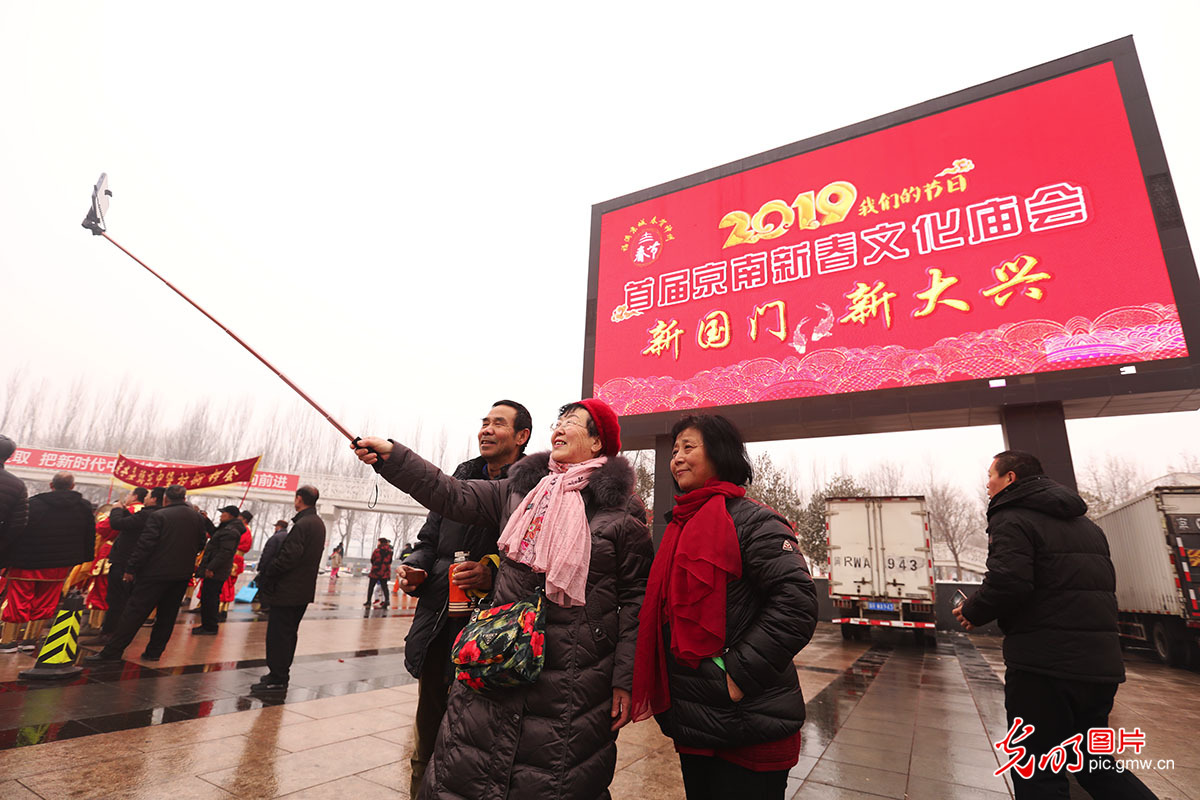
[7,447,299,493]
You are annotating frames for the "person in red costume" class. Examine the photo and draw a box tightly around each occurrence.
[219,511,254,619]
[83,503,120,632]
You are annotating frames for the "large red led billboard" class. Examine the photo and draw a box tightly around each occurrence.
[585,39,1199,443]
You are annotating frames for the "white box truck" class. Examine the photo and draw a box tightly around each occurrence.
[826,496,936,643]
[1093,487,1200,667]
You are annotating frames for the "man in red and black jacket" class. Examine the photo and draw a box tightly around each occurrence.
[365,537,393,608]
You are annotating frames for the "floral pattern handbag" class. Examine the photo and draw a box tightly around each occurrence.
[451,588,546,691]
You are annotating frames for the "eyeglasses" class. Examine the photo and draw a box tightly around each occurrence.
[550,419,586,432]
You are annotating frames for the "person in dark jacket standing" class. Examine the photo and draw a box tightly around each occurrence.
[0,434,29,568]
[632,415,818,800]
[354,398,653,800]
[192,505,244,635]
[255,520,290,614]
[1,471,94,653]
[85,484,207,663]
[365,537,393,608]
[955,450,1157,799]
[252,485,326,692]
[257,520,289,576]
[397,400,532,798]
[92,487,164,643]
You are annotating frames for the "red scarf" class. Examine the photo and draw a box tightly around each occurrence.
[631,480,744,722]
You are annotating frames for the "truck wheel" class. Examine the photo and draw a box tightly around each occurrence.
[1151,622,1186,667]
[841,623,855,640]
[913,629,929,647]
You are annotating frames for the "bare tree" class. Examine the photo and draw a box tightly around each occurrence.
[389,512,421,551]
[925,480,983,580]
[1,365,28,432]
[745,451,807,545]
[1167,452,1200,475]
[1078,453,1144,518]
[625,449,655,524]
[860,459,908,496]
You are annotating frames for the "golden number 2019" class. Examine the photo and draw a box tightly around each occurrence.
[719,181,858,249]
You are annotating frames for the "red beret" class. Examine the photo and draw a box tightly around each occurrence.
[576,398,621,458]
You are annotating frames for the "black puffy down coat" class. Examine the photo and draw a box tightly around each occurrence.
[402,455,507,679]
[961,475,1124,683]
[654,496,818,749]
[9,489,94,569]
[107,503,159,567]
[126,502,207,582]
[198,518,245,582]
[375,447,653,800]
[259,507,326,607]
[0,467,29,566]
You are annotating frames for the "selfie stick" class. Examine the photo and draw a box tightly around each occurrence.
[81,173,357,443]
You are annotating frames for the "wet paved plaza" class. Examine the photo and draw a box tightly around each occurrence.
[1,575,1197,799]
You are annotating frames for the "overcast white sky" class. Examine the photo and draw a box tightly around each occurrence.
[1,1,1198,496]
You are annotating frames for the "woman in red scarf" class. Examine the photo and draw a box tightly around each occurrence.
[632,414,818,800]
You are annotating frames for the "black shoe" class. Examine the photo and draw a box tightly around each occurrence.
[218,612,227,622]
[249,677,287,692]
[140,651,161,661]
[191,626,218,635]
[84,652,121,664]
[187,607,202,614]
[362,602,371,607]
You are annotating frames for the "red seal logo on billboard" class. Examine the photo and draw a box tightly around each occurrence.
[622,216,675,266]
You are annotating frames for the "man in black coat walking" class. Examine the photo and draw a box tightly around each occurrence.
[955,450,1157,799]
[192,505,244,635]
[1,471,93,653]
[394,399,531,797]
[85,484,207,663]
[252,485,325,692]
[87,486,164,644]
[0,434,29,567]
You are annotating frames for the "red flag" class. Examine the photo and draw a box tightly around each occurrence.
[112,453,261,490]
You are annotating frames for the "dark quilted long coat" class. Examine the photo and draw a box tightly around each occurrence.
[376,446,653,800]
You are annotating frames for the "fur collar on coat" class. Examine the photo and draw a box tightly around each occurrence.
[507,451,635,511]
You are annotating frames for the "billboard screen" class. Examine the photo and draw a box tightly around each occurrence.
[586,39,1198,442]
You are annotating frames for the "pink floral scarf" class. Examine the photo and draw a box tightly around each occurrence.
[497,456,606,607]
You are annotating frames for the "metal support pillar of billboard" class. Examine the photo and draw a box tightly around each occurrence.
[999,402,1078,492]
[652,434,675,548]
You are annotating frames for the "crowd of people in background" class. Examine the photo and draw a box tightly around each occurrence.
[0,389,1161,800]
[0,433,327,695]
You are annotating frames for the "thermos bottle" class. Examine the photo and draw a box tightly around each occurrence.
[448,550,471,617]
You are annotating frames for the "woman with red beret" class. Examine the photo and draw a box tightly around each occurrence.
[354,398,653,800]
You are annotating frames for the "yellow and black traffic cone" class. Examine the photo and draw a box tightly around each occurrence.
[19,593,84,681]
